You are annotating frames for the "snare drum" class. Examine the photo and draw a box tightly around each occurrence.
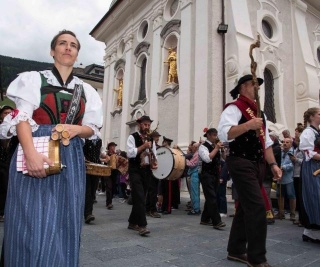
[152,147,185,180]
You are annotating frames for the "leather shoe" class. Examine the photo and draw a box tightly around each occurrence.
[302,234,320,243]
[139,227,150,236]
[227,253,247,264]
[85,214,95,224]
[128,223,139,231]
[200,221,213,226]
[213,221,226,229]
[247,261,271,267]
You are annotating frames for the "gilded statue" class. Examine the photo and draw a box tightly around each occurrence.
[114,79,123,107]
[164,48,178,84]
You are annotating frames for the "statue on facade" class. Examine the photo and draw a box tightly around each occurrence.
[164,48,178,84]
[114,79,123,107]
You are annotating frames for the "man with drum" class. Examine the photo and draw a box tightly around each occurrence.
[106,142,118,210]
[199,128,226,229]
[126,115,157,236]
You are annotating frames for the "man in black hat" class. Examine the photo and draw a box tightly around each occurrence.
[126,115,157,236]
[198,128,226,228]
[218,74,282,267]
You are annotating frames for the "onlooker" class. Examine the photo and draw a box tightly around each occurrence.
[275,138,296,220]
[186,142,201,215]
[292,124,304,226]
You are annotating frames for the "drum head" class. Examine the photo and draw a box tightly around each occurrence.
[152,147,174,179]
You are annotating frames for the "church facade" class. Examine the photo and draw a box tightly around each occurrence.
[90,0,320,150]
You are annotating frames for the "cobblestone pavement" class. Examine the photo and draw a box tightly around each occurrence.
[1,192,319,267]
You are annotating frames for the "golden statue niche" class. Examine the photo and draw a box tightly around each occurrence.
[164,48,178,84]
[114,79,123,107]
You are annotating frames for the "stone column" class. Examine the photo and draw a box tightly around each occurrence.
[194,0,209,139]
[178,0,193,148]
[149,10,163,124]
[101,53,111,147]
[119,34,134,150]
[104,48,117,145]
[291,0,319,118]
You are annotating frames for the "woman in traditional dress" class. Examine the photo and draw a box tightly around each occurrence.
[299,107,320,243]
[0,30,103,266]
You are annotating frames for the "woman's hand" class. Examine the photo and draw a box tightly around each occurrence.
[25,150,53,178]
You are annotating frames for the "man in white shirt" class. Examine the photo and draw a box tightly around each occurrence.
[126,115,157,236]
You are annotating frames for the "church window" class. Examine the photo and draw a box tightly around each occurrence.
[263,68,276,123]
[138,58,147,100]
[262,19,273,39]
[170,0,179,17]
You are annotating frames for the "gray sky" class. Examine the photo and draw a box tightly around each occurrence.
[0,0,113,66]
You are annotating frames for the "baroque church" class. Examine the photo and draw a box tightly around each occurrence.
[90,0,320,151]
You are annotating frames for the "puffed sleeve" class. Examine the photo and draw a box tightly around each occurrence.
[299,128,317,161]
[0,71,41,139]
[82,82,103,139]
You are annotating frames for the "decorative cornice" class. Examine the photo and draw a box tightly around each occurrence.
[130,98,147,108]
[134,42,151,57]
[152,9,163,31]
[157,84,179,98]
[110,108,122,117]
[125,34,134,51]
[114,58,126,71]
[160,20,181,39]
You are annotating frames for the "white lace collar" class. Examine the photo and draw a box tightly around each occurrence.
[39,70,83,88]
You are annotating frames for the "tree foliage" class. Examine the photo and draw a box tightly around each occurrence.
[0,55,53,91]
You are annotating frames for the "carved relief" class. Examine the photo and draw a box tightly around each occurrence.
[160,20,181,40]
[180,0,193,10]
[226,55,239,77]
[134,42,151,57]
[114,59,126,72]
[296,81,307,98]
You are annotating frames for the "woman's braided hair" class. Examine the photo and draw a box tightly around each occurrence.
[303,107,319,129]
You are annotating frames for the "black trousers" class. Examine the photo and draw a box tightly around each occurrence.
[146,176,159,212]
[0,162,9,216]
[226,156,267,264]
[84,174,99,218]
[200,172,221,224]
[128,165,151,227]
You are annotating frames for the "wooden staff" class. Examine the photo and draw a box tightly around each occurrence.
[249,35,261,118]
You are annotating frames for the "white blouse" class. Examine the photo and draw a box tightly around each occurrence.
[299,127,318,161]
[0,70,103,139]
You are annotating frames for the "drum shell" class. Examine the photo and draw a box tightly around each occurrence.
[152,147,185,180]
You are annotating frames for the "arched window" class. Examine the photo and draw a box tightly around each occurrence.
[263,68,276,123]
[138,58,147,100]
